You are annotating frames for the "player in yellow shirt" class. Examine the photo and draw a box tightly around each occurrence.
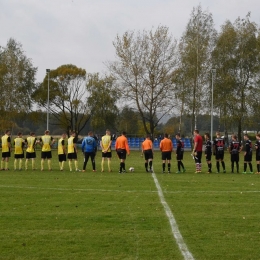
[141,134,154,172]
[68,131,80,172]
[100,129,112,172]
[39,130,55,171]
[13,132,25,170]
[58,133,67,171]
[1,130,11,170]
[25,132,38,170]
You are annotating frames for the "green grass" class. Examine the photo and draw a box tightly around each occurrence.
[1,151,260,259]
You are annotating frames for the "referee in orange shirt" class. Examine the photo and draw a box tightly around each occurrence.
[115,131,130,173]
[160,133,174,173]
[141,134,153,172]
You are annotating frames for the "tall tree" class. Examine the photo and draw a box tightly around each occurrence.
[178,5,216,132]
[32,64,90,135]
[212,13,260,140]
[108,26,178,137]
[117,106,140,134]
[0,38,37,131]
[86,73,119,132]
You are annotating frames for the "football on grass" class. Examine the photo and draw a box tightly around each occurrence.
[129,167,134,172]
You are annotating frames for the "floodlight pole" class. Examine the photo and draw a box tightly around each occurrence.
[46,69,50,130]
[211,69,216,142]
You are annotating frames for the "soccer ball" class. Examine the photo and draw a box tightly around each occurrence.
[129,167,134,172]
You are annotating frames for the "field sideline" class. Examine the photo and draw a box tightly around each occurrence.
[1,151,260,259]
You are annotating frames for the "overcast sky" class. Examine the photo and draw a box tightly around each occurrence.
[1,0,260,82]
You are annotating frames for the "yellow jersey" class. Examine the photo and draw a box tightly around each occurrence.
[14,137,24,155]
[41,135,52,152]
[58,138,66,155]
[68,136,76,154]
[101,135,111,152]
[1,134,11,153]
[26,136,36,153]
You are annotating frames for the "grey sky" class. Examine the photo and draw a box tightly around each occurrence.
[1,0,259,82]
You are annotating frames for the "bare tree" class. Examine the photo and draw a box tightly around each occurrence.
[108,26,178,137]
[178,5,216,132]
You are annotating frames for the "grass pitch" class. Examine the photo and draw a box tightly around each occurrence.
[0,150,260,259]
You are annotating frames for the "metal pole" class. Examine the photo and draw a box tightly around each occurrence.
[46,69,50,130]
[211,69,216,142]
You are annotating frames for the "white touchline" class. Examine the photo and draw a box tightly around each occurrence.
[152,172,195,260]
[1,185,258,194]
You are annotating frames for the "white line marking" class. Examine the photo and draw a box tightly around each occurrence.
[0,185,259,194]
[152,172,195,260]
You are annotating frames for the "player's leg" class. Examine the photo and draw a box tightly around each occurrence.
[91,153,96,172]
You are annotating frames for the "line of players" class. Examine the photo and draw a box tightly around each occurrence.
[1,129,97,171]
[1,129,260,174]
[0,129,128,172]
[142,130,260,174]
[193,130,260,174]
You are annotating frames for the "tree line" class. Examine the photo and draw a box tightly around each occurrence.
[0,5,259,141]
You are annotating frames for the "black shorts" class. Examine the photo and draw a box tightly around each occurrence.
[215,152,224,160]
[162,151,172,160]
[26,152,36,159]
[231,154,239,162]
[58,154,67,162]
[205,153,211,161]
[144,150,153,160]
[2,152,11,158]
[14,153,24,159]
[195,151,202,163]
[176,152,183,161]
[68,152,77,160]
[102,152,112,158]
[244,154,252,162]
[256,154,260,161]
[41,151,52,159]
[117,149,126,160]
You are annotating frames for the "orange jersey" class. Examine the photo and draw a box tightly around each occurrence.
[142,139,153,151]
[160,138,173,152]
[115,135,130,154]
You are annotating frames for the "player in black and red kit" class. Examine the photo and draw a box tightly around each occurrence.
[243,134,253,174]
[213,132,226,173]
[228,134,242,173]
[204,133,212,173]
[255,133,260,174]
[175,133,185,173]
[193,129,203,173]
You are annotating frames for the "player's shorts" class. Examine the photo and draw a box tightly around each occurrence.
[2,152,11,158]
[14,153,24,159]
[195,151,202,163]
[215,152,224,160]
[161,151,172,160]
[244,154,252,162]
[117,149,126,160]
[102,152,112,158]
[231,154,239,162]
[144,149,153,160]
[26,152,36,159]
[58,154,67,162]
[176,152,183,161]
[205,153,211,161]
[256,154,260,161]
[41,151,52,159]
[68,152,77,160]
